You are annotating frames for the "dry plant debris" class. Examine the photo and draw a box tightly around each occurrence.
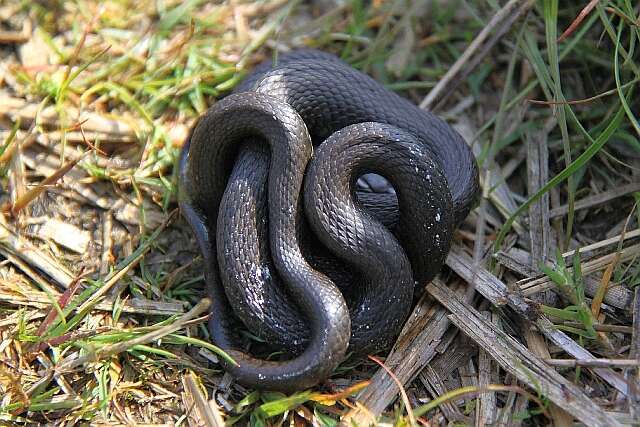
[0,0,639,425]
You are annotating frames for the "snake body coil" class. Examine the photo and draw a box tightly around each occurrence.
[179,50,479,392]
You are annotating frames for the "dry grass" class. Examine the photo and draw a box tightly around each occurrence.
[0,0,639,425]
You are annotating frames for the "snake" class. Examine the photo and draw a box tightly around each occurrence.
[178,49,479,392]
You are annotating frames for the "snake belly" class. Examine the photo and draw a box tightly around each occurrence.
[179,49,479,392]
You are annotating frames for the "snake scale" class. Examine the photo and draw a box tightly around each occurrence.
[179,49,479,392]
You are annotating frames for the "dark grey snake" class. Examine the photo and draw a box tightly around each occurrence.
[179,50,479,392]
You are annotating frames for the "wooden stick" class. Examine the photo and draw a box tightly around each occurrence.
[545,359,640,368]
[348,281,466,421]
[420,0,535,109]
[549,182,640,218]
[57,298,211,372]
[182,372,225,427]
[427,280,621,427]
[519,243,640,297]
[446,244,630,395]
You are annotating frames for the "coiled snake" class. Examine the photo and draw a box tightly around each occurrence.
[179,50,479,392]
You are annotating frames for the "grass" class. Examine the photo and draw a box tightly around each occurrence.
[0,0,639,425]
